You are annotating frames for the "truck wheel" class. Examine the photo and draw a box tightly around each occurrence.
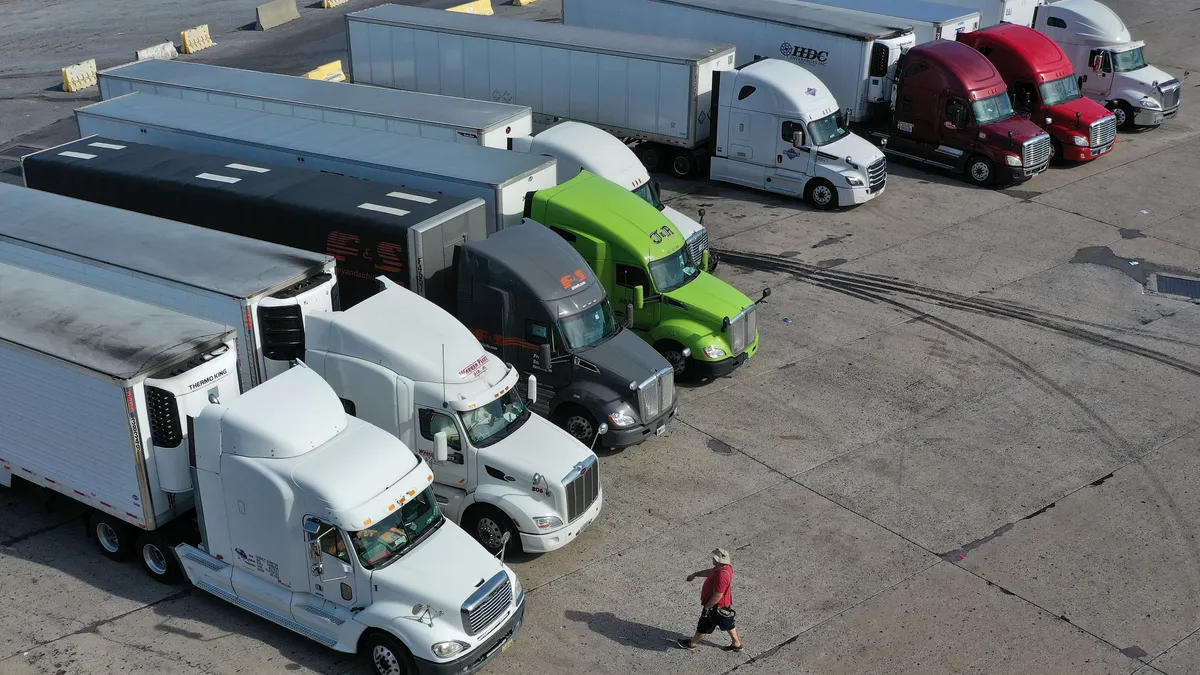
[805,179,839,210]
[1050,138,1065,165]
[636,145,663,173]
[671,152,698,178]
[965,156,996,187]
[136,530,185,584]
[1109,101,1134,130]
[464,505,520,557]
[556,404,599,445]
[89,512,135,562]
[362,630,417,675]
[656,342,689,378]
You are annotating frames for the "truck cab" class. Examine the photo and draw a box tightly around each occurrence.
[178,364,524,675]
[458,220,678,449]
[528,171,767,380]
[304,286,603,556]
[511,121,716,272]
[711,59,887,210]
[958,24,1118,162]
[1032,0,1180,129]
[866,39,1052,186]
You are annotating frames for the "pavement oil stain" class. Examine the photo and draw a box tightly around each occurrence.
[1120,646,1149,659]
[1119,228,1146,239]
[1070,246,1163,284]
[817,258,847,268]
[707,438,734,454]
[812,233,852,248]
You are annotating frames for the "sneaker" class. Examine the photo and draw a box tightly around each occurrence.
[723,644,744,652]
[676,639,697,651]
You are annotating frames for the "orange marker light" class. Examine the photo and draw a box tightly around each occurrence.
[388,504,396,511]
[364,518,373,526]
[408,490,416,496]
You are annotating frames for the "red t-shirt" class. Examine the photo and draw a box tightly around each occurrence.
[701,565,734,608]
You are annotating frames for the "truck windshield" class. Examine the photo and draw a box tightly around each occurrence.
[807,111,850,146]
[559,299,619,350]
[632,181,665,210]
[1039,75,1082,106]
[649,248,699,294]
[459,387,531,448]
[350,487,444,570]
[1111,47,1147,73]
[972,93,1015,125]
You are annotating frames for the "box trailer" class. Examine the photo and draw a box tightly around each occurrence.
[0,260,239,531]
[75,92,557,233]
[794,0,980,43]
[562,0,917,124]
[98,59,533,148]
[927,0,1041,27]
[0,182,336,392]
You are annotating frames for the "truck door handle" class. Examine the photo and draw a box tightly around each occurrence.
[777,155,783,163]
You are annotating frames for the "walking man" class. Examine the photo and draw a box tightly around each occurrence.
[677,547,743,652]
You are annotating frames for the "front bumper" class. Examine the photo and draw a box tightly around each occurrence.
[691,338,759,379]
[1007,160,1049,184]
[837,182,884,206]
[1133,105,1178,127]
[1063,141,1115,162]
[519,489,603,553]
[414,592,527,675]
[604,404,678,449]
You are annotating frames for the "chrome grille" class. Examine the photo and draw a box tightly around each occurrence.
[661,368,675,412]
[867,157,887,193]
[1161,81,1181,112]
[685,228,710,269]
[462,571,512,636]
[745,305,758,350]
[1022,135,1052,167]
[638,367,674,422]
[729,312,746,355]
[564,455,600,523]
[1090,116,1117,148]
[641,375,660,420]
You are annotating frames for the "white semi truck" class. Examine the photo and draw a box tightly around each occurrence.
[93,59,713,271]
[75,92,557,233]
[792,0,980,43]
[0,184,602,555]
[1032,0,1181,128]
[346,4,886,209]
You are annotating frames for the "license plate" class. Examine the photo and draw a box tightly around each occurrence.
[1097,145,1110,155]
[656,425,667,436]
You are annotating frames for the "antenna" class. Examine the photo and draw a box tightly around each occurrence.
[441,344,448,409]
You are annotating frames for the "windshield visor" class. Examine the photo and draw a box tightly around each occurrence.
[1039,75,1082,107]
[808,111,850,146]
[632,181,664,210]
[973,93,1015,125]
[1112,47,1147,73]
[560,299,619,350]
[648,248,699,294]
[350,487,443,570]
[459,387,531,448]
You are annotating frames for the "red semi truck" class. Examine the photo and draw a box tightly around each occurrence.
[861,39,1052,187]
[958,24,1118,163]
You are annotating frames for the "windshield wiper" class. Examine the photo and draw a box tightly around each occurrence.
[375,516,445,569]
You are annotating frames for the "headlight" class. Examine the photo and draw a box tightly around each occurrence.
[607,408,636,428]
[703,345,727,359]
[432,641,470,658]
[512,571,523,599]
[1072,134,1089,146]
[844,176,864,187]
[533,515,563,530]
[1140,98,1162,110]
[1004,154,1022,167]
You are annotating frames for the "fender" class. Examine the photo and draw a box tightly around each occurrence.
[648,317,728,359]
[469,483,558,533]
[351,603,467,658]
[548,379,628,425]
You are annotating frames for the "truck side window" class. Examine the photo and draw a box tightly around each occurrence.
[549,226,576,243]
[340,398,357,417]
[1089,49,1111,73]
[615,264,649,289]
[1014,83,1035,112]
[781,120,805,147]
[307,518,351,565]
[419,409,462,452]
[527,320,551,345]
[945,100,968,128]
[737,85,756,101]
[1047,16,1066,29]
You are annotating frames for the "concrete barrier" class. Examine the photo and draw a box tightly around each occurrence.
[322,0,348,7]
[135,41,179,61]
[180,25,215,54]
[256,0,301,30]
[513,0,537,5]
[303,60,346,82]
[61,59,98,93]
[447,0,494,15]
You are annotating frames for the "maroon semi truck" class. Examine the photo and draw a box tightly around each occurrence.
[958,24,1118,164]
[859,39,1053,187]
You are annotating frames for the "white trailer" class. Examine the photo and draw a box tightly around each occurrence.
[75,92,557,233]
[562,0,917,124]
[793,0,980,43]
[0,182,335,393]
[923,0,1041,26]
[98,59,533,148]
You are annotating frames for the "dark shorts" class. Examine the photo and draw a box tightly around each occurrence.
[696,607,736,634]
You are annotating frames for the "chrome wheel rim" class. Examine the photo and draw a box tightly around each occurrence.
[477,517,506,550]
[1112,106,1127,126]
[372,645,401,675]
[566,415,594,442]
[672,156,690,176]
[96,522,121,553]
[812,185,833,206]
[143,543,169,576]
[970,161,990,183]
[662,349,686,375]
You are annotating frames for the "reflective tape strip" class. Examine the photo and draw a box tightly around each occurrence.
[358,203,410,217]
[386,191,437,204]
[226,163,270,173]
[59,151,96,160]
[196,173,241,184]
[88,142,126,150]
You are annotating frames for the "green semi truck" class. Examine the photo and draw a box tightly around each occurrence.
[527,171,768,379]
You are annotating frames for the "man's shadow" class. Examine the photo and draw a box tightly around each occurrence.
[564,610,680,652]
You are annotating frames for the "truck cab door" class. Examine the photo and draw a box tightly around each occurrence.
[612,262,660,334]
[1082,50,1113,98]
[416,409,470,522]
[772,120,815,195]
[523,318,571,411]
[936,98,973,169]
[294,517,363,646]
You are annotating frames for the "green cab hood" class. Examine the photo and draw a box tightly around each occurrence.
[663,271,754,329]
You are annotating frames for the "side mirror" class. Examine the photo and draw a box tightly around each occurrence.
[792,130,805,148]
[697,208,706,225]
[434,431,449,463]
[527,375,537,405]
[701,249,711,272]
[310,562,324,577]
[944,120,958,130]
[757,287,771,304]
[597,423,609,436]
[539,342,552,371]
[1092,55,1102,72]
[624,301,634,328]
[633,285,645,310]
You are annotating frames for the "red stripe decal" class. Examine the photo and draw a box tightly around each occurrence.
[100,501,112,508]
[74,490,86,496]
[44,478,55,484]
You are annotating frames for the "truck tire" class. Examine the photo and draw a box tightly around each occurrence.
[464,505,520,557]
[965,156,996,187]
[361,630,418,675]
[136,530,185,584]
[1109,101,1135,130]
[804,179,839,210]
[635,144,663,173]
[1050,138,1065,165]
[556,404,599,446]
[671,151,699,179]
[89,512,135,562]
[655,341,689,378]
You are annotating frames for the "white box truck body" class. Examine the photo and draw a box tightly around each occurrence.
[0,182,335,393]
[98,59,533,149]
[75,92,557,233]
[922,0,1041,27]
[793,0,980,43]
[562,0,917,124]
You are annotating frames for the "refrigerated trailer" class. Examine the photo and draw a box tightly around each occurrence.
[75,92,557,233]
[0,182,334,393]
[926,0,1041,27]
[98,59,533,148]
[794,0,980,43]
